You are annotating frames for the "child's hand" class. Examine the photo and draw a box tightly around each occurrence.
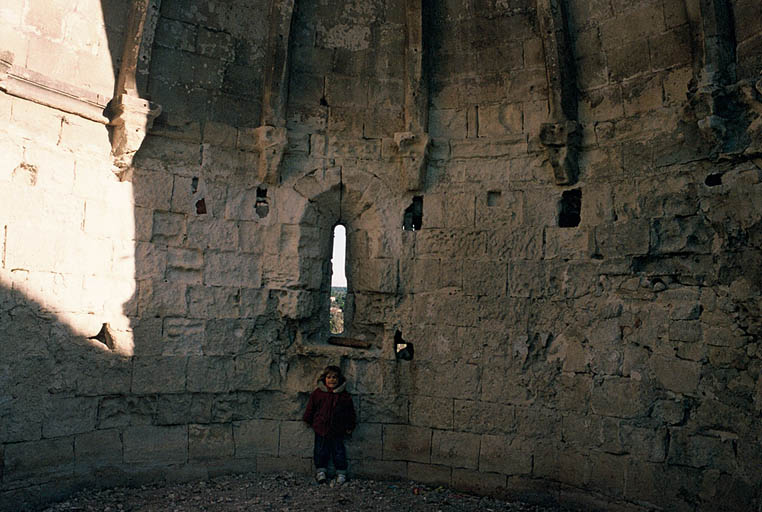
[346,429,353,434]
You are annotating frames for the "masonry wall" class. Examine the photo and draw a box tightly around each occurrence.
[2,0,762,511]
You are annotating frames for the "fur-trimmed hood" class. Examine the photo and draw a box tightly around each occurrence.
[317,381,347,393]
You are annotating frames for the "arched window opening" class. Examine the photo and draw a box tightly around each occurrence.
[330,224,347,335]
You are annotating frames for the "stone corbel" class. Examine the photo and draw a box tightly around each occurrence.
[254,125,288,184]
[539,120,580,185]
[395,131,430,191]
[109,94,161,172]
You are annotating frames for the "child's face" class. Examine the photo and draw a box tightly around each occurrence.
[325,372,339,389]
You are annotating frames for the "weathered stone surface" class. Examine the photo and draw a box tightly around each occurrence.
[74,429,123,470]
[123,425,187,465]
[3,3,762,511]
[382,425,431,464]
[234,419,279,457]
[431,430,480,469]
[189,423,234,461]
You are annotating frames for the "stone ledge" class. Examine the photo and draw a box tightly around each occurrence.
[0,56,109,124]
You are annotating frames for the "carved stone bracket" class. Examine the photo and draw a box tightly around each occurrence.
[395,131,430,191]
[109,94,161,172]
[254,125,288,184]
[539,120,580,185]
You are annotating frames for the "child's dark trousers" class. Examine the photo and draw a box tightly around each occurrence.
[313,433,348,472]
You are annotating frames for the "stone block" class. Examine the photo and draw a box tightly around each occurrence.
[232,351,274,391]
[408,462,452,486]
[74,429,122,469]
[131,356,187,394]
[651,355,701,394]
[544,227,593,260]
[155,394,193,425]
[345,423,382,460]
[42,396,97,438]
[152,211,186,244]
[10,96,63,143]
[188,286,240,319]
[204,251,261,288]
[462,260,506,296]
[594,219,650,257]
[668,320,701,343]
[622,74,663,116]
[3,437,74,482]
[234,419,279,457]
[608,39,650,82]
[138,279,188,317]
[360,395,408,424]
[279,420,312,458]
[189,423,234,461]
[479,434,531,475]
[649,27,691,70]
[429,108,467,139]
[578,85,624,121]
[409,396,452,429]
[650,216,714,254]
[600,4,664,49]
[59,115,111,157]
[76,355,132,396]
[411,362,480,400]
[383,425,431,463]
[591,377,648,418]
[454,400,515,434]
[123,425,187,465]
[132,170,173,210]
[452,468,507,495]
[186,219,239,251]
[431,430,480,469]
[588,451,626,497]
[203,318,253,355]
[186,356,233,393]
[162,318,205,355]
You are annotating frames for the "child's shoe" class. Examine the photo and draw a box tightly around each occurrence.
[316,470,327,483]
[335,473,347,485]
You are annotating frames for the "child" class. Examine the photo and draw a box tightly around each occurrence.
[303,365,356,484]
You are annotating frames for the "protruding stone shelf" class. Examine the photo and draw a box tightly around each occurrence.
[327,337,372,349]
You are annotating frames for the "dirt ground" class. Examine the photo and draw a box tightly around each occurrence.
[42,472,575,512]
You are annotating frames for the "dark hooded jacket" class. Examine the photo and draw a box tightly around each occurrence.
[303,379,356,438]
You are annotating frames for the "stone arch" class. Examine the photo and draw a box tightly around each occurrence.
[286,165,406,347]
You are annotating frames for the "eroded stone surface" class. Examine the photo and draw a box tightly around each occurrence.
[2,1,762,512]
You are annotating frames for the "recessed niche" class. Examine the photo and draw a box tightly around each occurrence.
[487,191,501,207]
[403,196,423,231]
[705,173,722,186]
[558,189,581,228]
[394,330,414,360]
[255,187,269,218]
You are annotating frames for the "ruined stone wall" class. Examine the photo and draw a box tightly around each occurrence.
[2,0,762,511]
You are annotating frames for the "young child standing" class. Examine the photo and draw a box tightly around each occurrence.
[302,365,356,484]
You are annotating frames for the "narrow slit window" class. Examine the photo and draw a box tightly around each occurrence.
[330,225,347,335]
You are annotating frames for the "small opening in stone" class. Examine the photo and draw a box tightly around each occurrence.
[558,189,581,228]
[705,173,722,186]
[330,224,347,335]
[394,330,414,360]
[191,176,199,194]
[255,187,269,218]
[195,198,207,214]
[88,323,114,350]
[487,190,501,206]
[402,196,423,231]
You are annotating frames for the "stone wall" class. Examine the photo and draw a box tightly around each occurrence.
[2,0,762,511]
